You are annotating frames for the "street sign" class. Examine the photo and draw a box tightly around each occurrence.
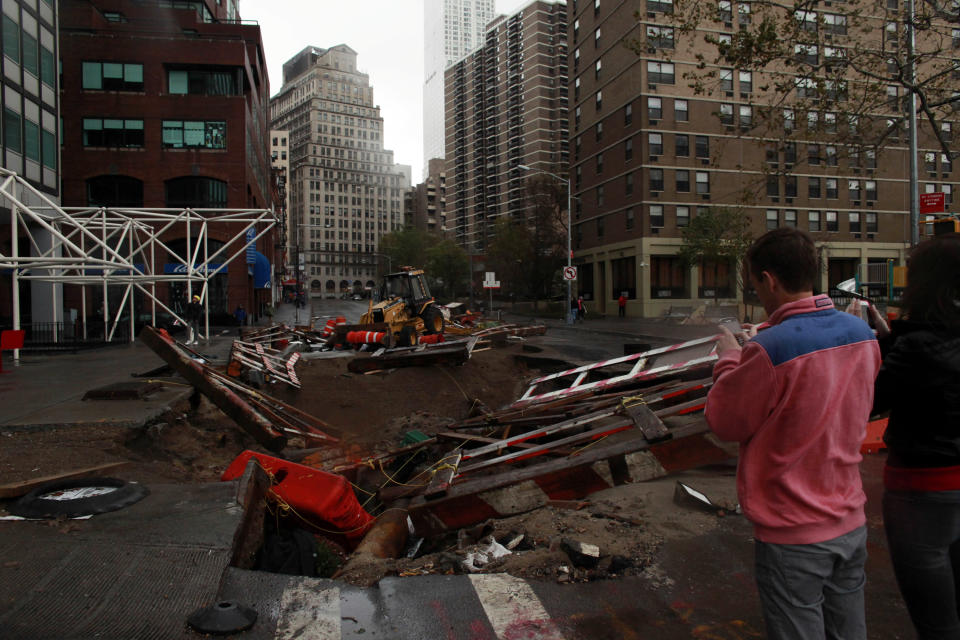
[483,280,501,289]
[562,266,578,281]
[920,192,945,214]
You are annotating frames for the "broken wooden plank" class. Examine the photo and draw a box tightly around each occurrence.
[406,419,712,537]
[0,462,131,499]
[456,418,635,475]
[424,452,462,499]
[622,400,669,441]
[434,431,575,456]
[458,406,621,461]
[347,340,473,374]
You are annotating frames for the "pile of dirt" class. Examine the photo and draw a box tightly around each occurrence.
[0,343,557,491]
[0,396,258,488]
[269,343,552,448]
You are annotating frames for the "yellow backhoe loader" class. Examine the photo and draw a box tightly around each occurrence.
[357,266,445,347]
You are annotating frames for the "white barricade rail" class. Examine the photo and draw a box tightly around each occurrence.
[511,335,720,408]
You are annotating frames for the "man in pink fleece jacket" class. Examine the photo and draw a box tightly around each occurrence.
[705,228,880,640]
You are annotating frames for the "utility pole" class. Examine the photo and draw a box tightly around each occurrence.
[907,0,920,246]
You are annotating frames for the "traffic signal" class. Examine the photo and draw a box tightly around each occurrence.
[933,217,960,235]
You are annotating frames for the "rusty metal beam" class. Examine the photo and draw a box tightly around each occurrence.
[140,327,287,451]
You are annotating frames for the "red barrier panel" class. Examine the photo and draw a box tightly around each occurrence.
[0,329,25,374]
[419,334,445,344]
[222,450,374,545]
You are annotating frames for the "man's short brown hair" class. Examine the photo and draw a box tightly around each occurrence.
[746,227,818,293]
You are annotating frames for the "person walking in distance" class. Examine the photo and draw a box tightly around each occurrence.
[618,293,627,318]
[234,304,247,337]
[704,228,880,640]
[867,233,960,639]
[576,295,586,323]
[185,294,202,345]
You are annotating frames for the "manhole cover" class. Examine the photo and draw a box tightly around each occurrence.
[82,381,163,400]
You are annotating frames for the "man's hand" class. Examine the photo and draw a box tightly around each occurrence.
[866,304,891,338]
[843,300,891,338]
[716,325,743,356]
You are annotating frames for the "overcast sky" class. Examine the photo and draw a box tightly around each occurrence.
[240,0,535,181]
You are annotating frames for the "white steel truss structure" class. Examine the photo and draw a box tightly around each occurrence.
[0,169,277,347]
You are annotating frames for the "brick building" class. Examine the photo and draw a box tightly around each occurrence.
[406,157,447,233]
[567,0,931,317]
[58,0,273,323]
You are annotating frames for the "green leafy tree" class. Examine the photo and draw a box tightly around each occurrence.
[378,228,437,274]
[485,217,534,301]
[678,206,754,310]
[424,238,469,300]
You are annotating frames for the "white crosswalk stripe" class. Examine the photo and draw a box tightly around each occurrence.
[275,582,341,640]
[469,573,567,640]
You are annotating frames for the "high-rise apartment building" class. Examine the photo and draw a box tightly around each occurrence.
[424,0,496,176]
[570,0,924,317]
[406,157,447,233]
[444,0,569,253]
[270,45,407,298]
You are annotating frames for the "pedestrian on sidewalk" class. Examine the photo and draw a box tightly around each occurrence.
[576,296,586,323]
[867,233,960,639]
[617,294,627,318]
[234,305,246,336]
[185,294,202,345]
[704,228,880,640]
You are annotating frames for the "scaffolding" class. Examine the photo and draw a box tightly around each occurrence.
[0,169,277,352]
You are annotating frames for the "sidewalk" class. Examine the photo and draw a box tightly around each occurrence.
[499,308,721,344]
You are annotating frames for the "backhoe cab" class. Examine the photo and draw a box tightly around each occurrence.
[360,266,444,347]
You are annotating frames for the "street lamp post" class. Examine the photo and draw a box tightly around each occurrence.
[518,164,573,324]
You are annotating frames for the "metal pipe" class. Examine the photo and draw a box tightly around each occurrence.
[11,205,19,363]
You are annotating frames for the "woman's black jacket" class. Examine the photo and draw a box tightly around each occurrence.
[876,319,960,468]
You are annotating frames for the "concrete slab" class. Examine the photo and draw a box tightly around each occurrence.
[0,481,243,640]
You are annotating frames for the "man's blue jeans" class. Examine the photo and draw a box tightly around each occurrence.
[884,489,960,639]
[754,525,867,640]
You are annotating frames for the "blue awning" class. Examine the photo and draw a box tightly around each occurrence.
[253,251,271,289]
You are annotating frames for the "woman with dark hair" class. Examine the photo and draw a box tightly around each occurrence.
[873,233,960,638]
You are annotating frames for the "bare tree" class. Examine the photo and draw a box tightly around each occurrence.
[629,0,960,173]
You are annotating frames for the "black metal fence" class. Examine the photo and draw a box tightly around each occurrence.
[3,321,132,352]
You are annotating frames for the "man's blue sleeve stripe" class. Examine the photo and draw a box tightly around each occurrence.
[752,310,876,366]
